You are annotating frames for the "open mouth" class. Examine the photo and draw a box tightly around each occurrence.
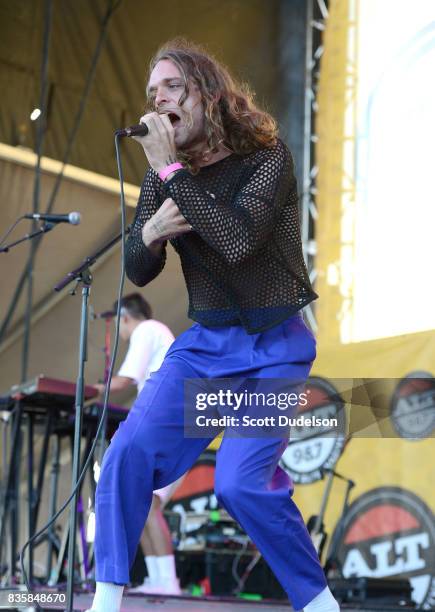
[165,112,182,127]
[161,111,181,126]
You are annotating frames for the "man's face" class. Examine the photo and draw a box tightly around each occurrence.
[147,59,206,150]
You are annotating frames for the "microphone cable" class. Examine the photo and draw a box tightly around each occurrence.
[0,216,26,249]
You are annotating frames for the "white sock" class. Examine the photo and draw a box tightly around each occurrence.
[304,586,340,611]
[144,555,158,583]
[155,554,177,583]
[90,582,124,612]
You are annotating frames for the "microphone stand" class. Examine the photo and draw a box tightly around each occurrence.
[0,223,55,253]
[54,228,129,612]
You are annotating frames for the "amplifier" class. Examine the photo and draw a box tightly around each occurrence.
[175,549,287,599]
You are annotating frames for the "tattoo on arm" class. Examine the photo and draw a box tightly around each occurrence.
[152,219,165,236]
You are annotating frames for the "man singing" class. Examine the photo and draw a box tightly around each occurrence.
[88,39,339,612]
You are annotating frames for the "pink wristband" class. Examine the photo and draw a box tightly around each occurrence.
[158,162,184,181]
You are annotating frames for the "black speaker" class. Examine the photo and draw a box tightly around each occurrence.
[175,548,287,599]
[330,577,415,607]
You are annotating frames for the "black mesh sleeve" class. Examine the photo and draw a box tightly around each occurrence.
[125,171,167,287]
[164,141,294,265]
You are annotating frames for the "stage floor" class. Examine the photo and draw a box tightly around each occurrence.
[15,591,417,612]
[62,593,293,611]
[0,588,419,611]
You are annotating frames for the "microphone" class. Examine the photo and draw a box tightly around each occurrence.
[24,212,81,225]
[115,124,149,138]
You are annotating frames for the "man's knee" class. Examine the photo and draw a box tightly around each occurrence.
[98,427,155,493]
[103,428,135,467]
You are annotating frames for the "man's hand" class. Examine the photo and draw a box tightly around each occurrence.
[93,377,134,399]
[93,383,106,400]
[133,112,177,174]
[142,198,192,250]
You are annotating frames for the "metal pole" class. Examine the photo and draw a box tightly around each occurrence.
[66,276,91,611]
[301,0,314,254]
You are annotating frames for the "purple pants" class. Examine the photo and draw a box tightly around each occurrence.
[94,314,327,610]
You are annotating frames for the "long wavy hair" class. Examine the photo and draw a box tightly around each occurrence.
[147,39,278,171]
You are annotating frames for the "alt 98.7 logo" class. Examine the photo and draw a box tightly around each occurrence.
[280,377,346,484]
[390,372,435,440]
[331,487,435,609]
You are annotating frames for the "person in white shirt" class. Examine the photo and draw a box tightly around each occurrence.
[94,293,182,595]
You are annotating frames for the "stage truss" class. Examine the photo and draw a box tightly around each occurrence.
[301,0,359,338]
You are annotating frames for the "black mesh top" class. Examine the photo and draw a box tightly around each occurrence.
[125,138,318,334]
